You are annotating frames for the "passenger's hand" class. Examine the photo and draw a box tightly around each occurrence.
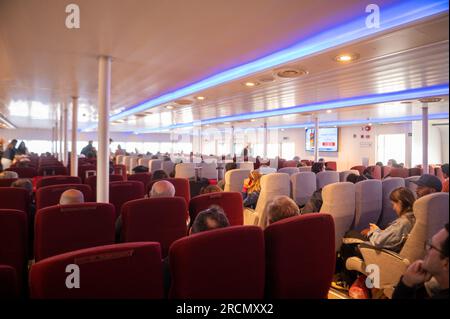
[360,228,370,236]
[369,223,379,232]
[402,260,432,287]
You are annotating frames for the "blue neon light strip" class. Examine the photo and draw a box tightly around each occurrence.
[82,0,449,132]
[132,84,449,133]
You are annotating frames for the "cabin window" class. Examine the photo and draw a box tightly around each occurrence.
[281,142,295,160]
[377,134,406,165]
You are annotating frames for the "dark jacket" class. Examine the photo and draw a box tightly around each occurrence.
[393,277,449,299]
[301,189,323,214]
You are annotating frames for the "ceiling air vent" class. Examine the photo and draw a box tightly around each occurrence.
[274,68,308,78]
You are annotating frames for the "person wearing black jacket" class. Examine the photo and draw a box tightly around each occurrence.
[1,139,17,170]
[393,223,449,299]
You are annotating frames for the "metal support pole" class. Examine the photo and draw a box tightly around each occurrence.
[70,97,79,176]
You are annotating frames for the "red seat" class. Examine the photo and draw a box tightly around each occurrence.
[78,164,96,183]
[36,175,81,189]
[409,167,423,177]
[189,192,243,226]
[34,203,116,261]
[301,160,313,166]
[350,166,366,176]
[0,187,30,213]
[325,161,337,171]
[122,197,187,257]
[0,178,18,187]
[5,167,37,178]
[382,166,392,178]
[0,209,27,296]
[435,167,445,182]
[282,160,297,168]
[29,242,164,299]
[127,173,152,188]
[35,184,93,210]
[264,214,335,298]
[109,181,145,219]
[367,165,382,180]
[113,164,127,180]
[147,178,190,206]
[38,166,68,176]
[169,226,265,299]
[0,265,18,298]
[390,168,409,178]
[86,174,124,198]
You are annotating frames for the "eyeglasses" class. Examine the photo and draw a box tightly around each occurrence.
[424,240,444,254]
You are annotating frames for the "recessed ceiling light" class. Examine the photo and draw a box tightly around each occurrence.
[250,119,257,122]
[326,110,332,113]
[275,68,308,78]
[165,105,174,110]
[243,81,259,87]
[334,53,360,63]
[195,96,205,101]
[369,123,373,126]
[224,122,231,125]
[418,97,443,103]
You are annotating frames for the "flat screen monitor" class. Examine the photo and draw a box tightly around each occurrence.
[305,127,339,152]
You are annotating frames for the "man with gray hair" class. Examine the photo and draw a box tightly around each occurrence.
[59,189,85,205]
[149,180,175,198]
[0,171,19,179]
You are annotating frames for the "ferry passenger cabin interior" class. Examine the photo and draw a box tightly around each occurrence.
[0,0,449,301]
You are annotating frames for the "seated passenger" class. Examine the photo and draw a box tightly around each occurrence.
[217,163,238,190]
[0,171,18,179]
[393,223,449,299]
[362,167,374,179]
[59,189,85,205]
[311,162,324,174]
[346,173,367,184]
[412,174,442,198]
[152,169,169,181]
[242,170,262,208]
[336,187,416,289]
[199,184,222,195]
[442,163,449,193]
[266,195,300,225]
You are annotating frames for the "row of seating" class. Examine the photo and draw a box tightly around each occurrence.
[8,214,335,299]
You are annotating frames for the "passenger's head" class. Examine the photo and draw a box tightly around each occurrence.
[318,158,325,163]
[412,174,443,198]
[10,179,33,196]
[422,224,449,283]
[442,163,449,179]
[387,159,398,167]
[311,162,324,174]
[376,162,383,167]
[346,173,360,184]
[190,205,230,235]
[293,156,300,162]
[0,171,18,179]
[149,180,175,198]
[389,187,416,217]
[88,140,93,145]
[266,195,300,224]
[200,185,222,195]
[59,189,85,205]
[225,162,237,171]
[152,169,168,181]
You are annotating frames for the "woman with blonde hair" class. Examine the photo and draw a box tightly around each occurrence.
[242,170,262,208]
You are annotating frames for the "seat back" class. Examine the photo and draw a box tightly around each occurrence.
[390,168,409,178]
[126,173,152,189]
[379,177,405,228]
[6,167,37,178]
[175,163,196,179]
[162,161,175,176]
[86,174,124,194]
[147,178,191,206]
[0,187,30,213]
[0,265,18,298]
[122,198,187,258]
[34,203,116,261]
[368,165,382,180]
[282,160,298,168]
[339,170,360,182]
[399,192,449,262]
[36,184,93,210]
[199,162,218,180]
[30,242,164,299]
[189,192,243,226]
[354,180,382,231]
[382,166,392,178]
[278,167,299,176]
[148,159,163,174]
[224,169,250,192]
[298,166,311,172]
[320,182,355,252]
[237,162,254,171]
[115,155,125,165]
[291,172,317,206]
[78,164,96,183]
[350,166,366,176]
[255,173,291,228]
[169,226,265,299]
[36,176,81,189]
[38,166,68,176]
[113,164,128,180]
[408,168,423,177]
[317,171,339,189]
[0,178,17,187]
[405,176,420,198]
[325,161,337,171]
[0,209,27,295]
[264,214,335,298]
[109,181,145,219]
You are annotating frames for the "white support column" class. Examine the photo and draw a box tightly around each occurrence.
[198,126,203,155]
[59,106,63,162]
[63,104,69,166]
[96,56,112,203]
[263,122,268,159]
[51,126,55,155]
[314,116,319,162]
[422,103,429,174]
[230,125,235,157]
[70,97,79,176]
